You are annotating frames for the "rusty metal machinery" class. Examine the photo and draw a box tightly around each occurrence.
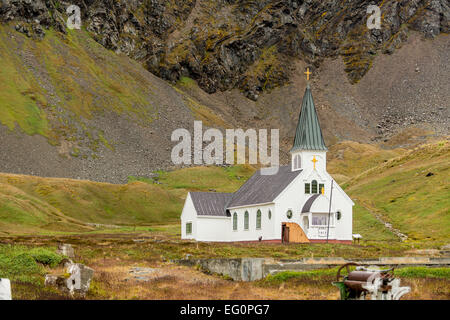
[332,263,411,300]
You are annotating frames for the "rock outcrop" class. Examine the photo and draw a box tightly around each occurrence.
[1,0,448,99]
[45,262,94,296]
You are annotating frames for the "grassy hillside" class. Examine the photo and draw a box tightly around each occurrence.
[0,165,256,236]
[351,203,398,241]
[0,174,180,235]
[345,140,450,241]
[327,141,405,184]
[0,140,447,242]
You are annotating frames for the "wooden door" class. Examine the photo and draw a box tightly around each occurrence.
[282,224,290,243]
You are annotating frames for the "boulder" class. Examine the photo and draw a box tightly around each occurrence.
[45,263,94,295]
[66,263,95,295]
[57,243,75,259]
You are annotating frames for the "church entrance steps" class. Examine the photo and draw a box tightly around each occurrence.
[174,257,450,281]
[282,222,309,243]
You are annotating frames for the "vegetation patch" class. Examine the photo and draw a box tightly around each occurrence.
[345,141,450,240]
[394,267,450,279]
[0,245,62,284]
[263,266,450,285]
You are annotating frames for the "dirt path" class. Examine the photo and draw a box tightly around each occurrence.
[356,199,408,241]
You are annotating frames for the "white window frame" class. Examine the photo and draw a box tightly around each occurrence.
[232,212,238,232]
[311,213,334,227]
[186,221,193,235]
[256,209,262,230]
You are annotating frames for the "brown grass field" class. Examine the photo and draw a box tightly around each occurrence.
[2,229,449,300]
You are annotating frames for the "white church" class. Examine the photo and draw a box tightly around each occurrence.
[180,82,354,244]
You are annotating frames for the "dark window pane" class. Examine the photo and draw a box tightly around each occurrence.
[305,183,310,194]
[244,211,249,230]
[186,222,192,234]
[256,210,261,229]
[312,180,318,193]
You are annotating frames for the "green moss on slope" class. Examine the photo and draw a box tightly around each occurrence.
[0,24,158,155]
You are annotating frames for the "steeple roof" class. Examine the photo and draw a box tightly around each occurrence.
[291,85,327,152]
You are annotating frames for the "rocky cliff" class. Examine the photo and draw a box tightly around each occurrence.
[0,0,448,183]
[1,0,448,99]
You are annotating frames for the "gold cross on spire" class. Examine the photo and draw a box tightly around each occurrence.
[305,67,312,81]
[312,155,318,170]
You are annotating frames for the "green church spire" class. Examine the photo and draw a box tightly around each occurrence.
[290,84,327,152]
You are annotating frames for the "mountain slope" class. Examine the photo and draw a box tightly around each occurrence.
[0,23,199,182]
[0,2,448,184]
[345,140,450,241]
[3,0,447,96]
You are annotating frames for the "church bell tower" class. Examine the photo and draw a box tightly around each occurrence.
[290,68,327,173]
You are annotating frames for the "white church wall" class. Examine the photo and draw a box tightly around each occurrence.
[196,216,231,242]
[330,187,353,241]
[274,165,353,241]
[292,150,327,172]
[306,196,337,240]
[227,204,275,242]
[274,174,307,239]
[180,193,196,240]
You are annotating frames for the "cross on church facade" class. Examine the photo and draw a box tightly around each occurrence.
[305,68,312,81]
[312,155,318,170]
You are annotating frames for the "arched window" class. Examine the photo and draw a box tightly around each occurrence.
[244,211,249,230]
[233,212,238,231]
[268,210,272,220]
[294,154,301,169]
[256,210,262,229]
[311,180,318,194]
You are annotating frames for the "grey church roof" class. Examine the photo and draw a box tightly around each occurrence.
[291,85,327,152]
[226,165,302,208]
[301,194,321,213]
[190,192,233,217]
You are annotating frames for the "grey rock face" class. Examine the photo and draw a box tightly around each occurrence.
[66,263,95,295]
[45,262,94,295]
[0,0,448,97]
